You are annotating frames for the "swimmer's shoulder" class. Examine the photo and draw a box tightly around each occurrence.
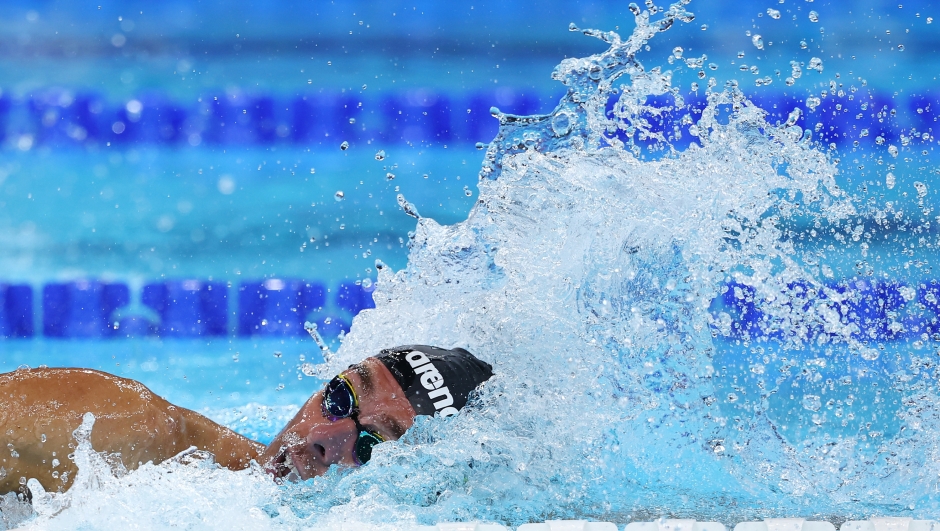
[0,367,162,403]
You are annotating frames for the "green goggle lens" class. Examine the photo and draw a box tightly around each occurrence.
[353,429,384,465]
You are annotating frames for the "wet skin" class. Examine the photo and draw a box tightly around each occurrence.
[0,358,413,495]
[262,357,417,480]
[0,368,264,495]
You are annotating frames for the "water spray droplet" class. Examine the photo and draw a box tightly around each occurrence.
[808,10,819,22]
[375,149,386,160]
[397,193,420,219]
[340,141,349,151]
[751,35,764,50]
[334,190,345,201]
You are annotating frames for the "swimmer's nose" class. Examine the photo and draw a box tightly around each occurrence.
[305,416,357,466]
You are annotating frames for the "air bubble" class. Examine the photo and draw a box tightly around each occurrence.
[375,150,386,160]
[340,141,349,150]
[808,10,819,22]
[552,112,573,136]
[334,190,345,201]
[808,57,824,72]
[386,172,395,180]
[886,172,896,189]
[767,8,781,19]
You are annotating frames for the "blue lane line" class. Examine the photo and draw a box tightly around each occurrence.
[712,279,940,343]
[4,89,937,149]
[2,278,939,342]
[0,280,375,340]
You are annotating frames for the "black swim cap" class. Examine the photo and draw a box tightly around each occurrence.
[375,345,493,417]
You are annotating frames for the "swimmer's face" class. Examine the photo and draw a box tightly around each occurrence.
[263,357,416,480]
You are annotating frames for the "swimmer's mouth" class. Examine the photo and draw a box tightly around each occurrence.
[269,449,303,482]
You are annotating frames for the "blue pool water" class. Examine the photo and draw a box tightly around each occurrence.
[2,0,940,528]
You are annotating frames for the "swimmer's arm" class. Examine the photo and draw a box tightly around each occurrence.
[174,408,265,470]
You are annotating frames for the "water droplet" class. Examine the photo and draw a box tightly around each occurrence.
[888,144,899,157]
[309,168,316,174]
[276,384,284,391]
[737,51,746,58]
[914,181,928,198]
[51,458,59,468]
[464,186,473,197]
[551,112,573,137]
[700,24,708,30]
[808,57,824,72]
[340,141,349,151]
[808,10,819,22]
[767,8,781,19]
[886,172,896,189]
[751,34,764,49]
[386,172,395,180]
[927,17,933,23]
[374,149,386,160]
[672,46,684,58]
[898,44,905,51]
[727,393,739,403]
[361,84,367,90]
[348,117,356,124]
[397,193,421,219]
[273,351,282,358]
[40,434,46,443]
[568,22,579,32]
[334,190,345,201]
[802,394,822,412]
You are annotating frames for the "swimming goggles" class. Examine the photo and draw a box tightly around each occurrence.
[321,373,386,465]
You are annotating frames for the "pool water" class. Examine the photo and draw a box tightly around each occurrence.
[2,0,940,529]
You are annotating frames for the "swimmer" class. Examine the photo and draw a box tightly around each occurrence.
[0,345,492,496]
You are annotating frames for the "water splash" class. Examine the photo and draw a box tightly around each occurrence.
[22,1,940,528]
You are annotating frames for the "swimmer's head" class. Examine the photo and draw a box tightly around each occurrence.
[263,345,493,481]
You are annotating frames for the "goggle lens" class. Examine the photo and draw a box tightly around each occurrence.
[354,430,385,465]
[322,372,387,465]
[322,375,357,419]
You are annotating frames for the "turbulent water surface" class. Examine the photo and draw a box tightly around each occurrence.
[9,2,940,529]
